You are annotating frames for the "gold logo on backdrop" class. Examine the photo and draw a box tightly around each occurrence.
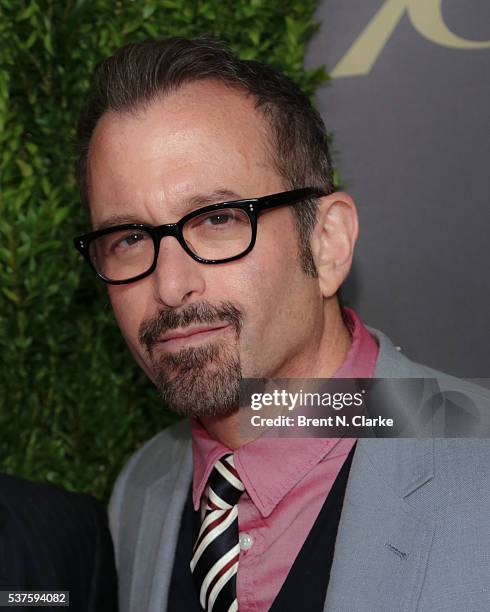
[332,0,490,78]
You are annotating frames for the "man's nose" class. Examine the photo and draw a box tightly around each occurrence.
[151,236,206,308]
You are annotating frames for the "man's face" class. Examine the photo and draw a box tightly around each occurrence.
[87,80,323,417]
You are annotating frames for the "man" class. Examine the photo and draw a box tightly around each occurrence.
[0,474,118,611]
[73,37,490,611]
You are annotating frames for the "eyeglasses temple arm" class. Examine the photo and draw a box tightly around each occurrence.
[258,188,327,211]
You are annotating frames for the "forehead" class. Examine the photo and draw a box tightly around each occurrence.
[86,80,281,225]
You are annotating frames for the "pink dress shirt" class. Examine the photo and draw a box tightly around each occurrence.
[191,308,379,611]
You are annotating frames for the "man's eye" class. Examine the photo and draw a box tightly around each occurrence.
[204,213,233,226]
[186,208,248,233]
[111,232,147,251]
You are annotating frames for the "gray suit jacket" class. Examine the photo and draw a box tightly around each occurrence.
[109,328,490,611]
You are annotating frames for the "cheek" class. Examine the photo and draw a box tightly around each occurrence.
[108,286,147,346]
[251,213,303,299]
[108,286,159,378]
[227,219,306,340]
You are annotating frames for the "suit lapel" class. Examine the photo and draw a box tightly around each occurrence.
[129,442,193,612]
[324,438,435,612]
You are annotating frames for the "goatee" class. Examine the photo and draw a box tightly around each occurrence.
[138,301,243,418]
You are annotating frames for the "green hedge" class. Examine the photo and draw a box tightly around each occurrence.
[0,0,328,501]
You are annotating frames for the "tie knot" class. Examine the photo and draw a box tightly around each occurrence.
[206,454,245,511]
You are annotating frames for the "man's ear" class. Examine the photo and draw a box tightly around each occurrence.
[310,192,359,298]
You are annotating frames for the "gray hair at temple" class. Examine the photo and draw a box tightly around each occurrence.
[75,37,334,277]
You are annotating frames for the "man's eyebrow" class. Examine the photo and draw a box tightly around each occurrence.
[94,214,145,231]
[184,189,244,210]
[94,189,245,231]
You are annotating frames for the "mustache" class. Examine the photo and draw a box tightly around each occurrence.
[138,301,243,351]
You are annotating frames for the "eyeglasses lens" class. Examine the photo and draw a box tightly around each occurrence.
[182,208,251,260]
[89,229,155,282]
[89,208,252,282]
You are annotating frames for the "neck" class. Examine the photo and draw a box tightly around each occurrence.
[200,300,352,450]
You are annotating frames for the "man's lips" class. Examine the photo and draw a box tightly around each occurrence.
[157,324,230,347]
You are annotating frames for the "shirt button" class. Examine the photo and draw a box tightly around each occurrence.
[239,533,254,550]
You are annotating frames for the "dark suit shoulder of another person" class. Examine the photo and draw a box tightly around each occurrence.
[0,474,118,612]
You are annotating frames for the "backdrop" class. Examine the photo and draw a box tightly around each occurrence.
[306,0,490,377]
[0,0,327,500]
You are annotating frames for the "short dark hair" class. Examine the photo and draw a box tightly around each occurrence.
[76,37,334,276]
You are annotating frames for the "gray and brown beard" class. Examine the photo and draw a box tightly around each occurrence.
[138,301,243,418]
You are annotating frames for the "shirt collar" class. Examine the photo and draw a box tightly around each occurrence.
[191,308,378,514]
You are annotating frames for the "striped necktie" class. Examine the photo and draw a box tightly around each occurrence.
[190,454,245,612]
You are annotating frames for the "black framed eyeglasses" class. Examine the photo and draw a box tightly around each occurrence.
[73,187,326,285]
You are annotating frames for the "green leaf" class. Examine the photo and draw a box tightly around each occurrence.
[53,207,69,225]
[16,159,33,177]
[142,5,155,19]
[2,288,21,304]
[25,31,37,49]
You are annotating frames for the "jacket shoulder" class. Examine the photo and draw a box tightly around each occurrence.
[370,326,490,405]
[0,475,117,610]
[0,473,103,523]
[109,419,192,543]
[113,419,191,492]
